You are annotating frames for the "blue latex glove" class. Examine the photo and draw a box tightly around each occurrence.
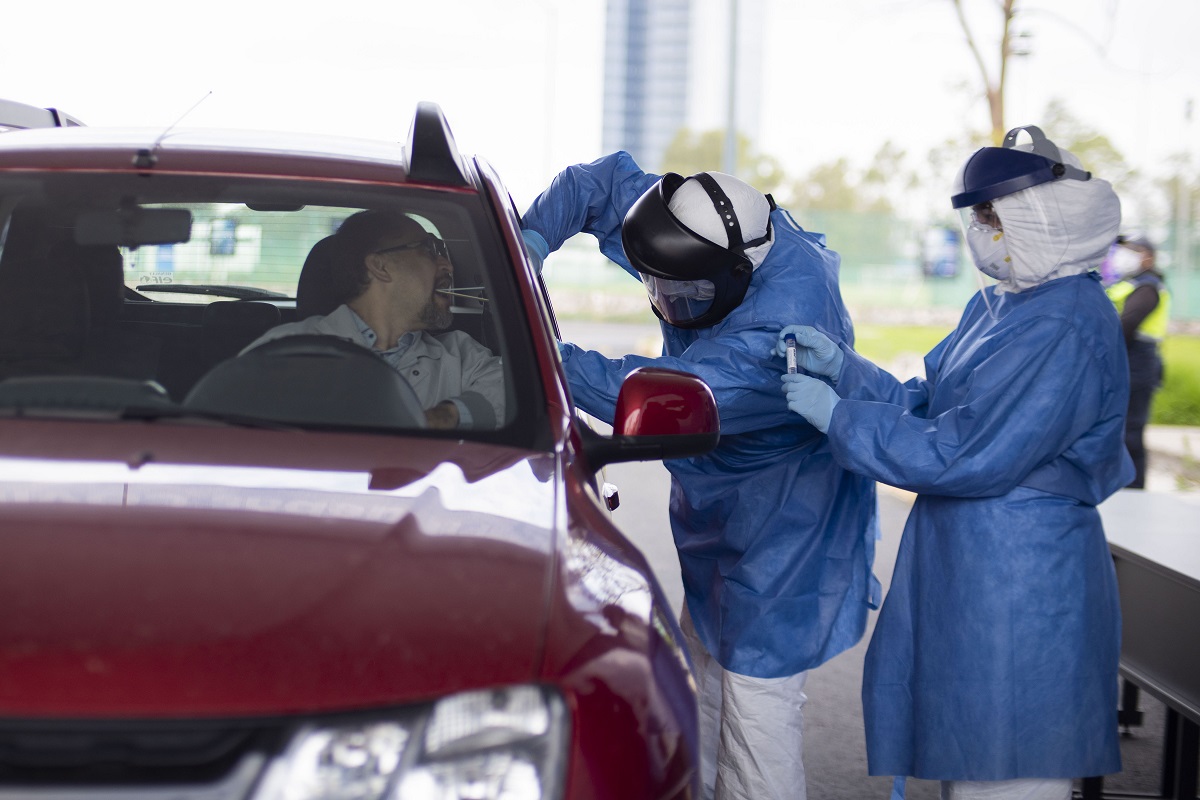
[773,325,845,380]
[521,228,550,275]
[781,373,840,433]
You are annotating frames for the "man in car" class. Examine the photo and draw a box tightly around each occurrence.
[521,152,878,800]
[245,210,504,430]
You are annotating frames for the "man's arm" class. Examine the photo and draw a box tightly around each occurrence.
[444,333,505,429]
[1119,284,1160,344]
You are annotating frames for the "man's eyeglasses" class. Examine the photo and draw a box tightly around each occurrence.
[374,234,450,261]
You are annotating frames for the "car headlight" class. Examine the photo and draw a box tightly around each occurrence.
[254,685,567,800]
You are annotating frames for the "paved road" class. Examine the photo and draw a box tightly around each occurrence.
[605,461,1169,799]
[567,319,1171,800]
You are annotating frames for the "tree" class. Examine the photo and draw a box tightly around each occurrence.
[1038,99,1129,180]
[950,0,1020,145]
[661,129,786,196]
[860,141,914,215]
[784,143,922,215]
[786,158,863,213]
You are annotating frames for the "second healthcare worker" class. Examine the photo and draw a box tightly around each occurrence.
[521,151,878,800]
[775,127,1134,800]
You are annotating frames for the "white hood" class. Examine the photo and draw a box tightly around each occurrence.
[990,144,1121,293]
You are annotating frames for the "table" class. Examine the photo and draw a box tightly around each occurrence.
[1085,490,1200,799]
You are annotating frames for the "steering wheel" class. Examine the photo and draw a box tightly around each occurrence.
[184,334,427,429]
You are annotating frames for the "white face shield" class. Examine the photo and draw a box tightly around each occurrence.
[958,145,1121,294]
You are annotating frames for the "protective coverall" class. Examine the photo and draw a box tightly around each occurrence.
[835,273,1131,780]
[788,141,1134,789]
[522,151,878,796]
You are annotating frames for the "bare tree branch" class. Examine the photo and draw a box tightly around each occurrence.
[951,0,1015,144]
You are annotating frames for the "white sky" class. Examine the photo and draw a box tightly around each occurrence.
[3,0,1196,214]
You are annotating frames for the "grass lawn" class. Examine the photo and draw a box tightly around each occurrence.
[1158,336,1200,425]
[853,324,950,367]
[856,325,1200,427]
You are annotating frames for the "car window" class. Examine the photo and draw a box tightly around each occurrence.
[121,204,347,302]
[0,172,544,446]
[121,204,447,303]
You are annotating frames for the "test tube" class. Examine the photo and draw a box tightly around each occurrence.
[785,334,798,374]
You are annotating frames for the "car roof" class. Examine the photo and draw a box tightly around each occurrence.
[0,102,477,188]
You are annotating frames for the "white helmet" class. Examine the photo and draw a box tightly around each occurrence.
[622,171,775,328]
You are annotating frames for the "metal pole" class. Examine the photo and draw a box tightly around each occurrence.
[1176,99,1193,318]
[722,0,739,176]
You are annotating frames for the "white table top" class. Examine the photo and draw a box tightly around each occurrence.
[1101,490,1200,586]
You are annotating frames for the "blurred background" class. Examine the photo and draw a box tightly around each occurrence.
[5,0,1198,434]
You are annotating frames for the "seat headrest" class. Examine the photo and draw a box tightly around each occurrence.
[296,236,343,320]
[0,216,90,361]
[202,300,281,330]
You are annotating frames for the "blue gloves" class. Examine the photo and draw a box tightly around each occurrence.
[521,229,550,275]
[781,373,840,433]
[774,325,844,381]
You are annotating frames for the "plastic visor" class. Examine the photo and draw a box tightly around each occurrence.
[957,185,1071,289]
[642,275,719,327]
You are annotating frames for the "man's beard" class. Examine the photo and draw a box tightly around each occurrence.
[419,297,454,330]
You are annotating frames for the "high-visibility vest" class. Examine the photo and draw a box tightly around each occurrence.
[1107,273,1170,341]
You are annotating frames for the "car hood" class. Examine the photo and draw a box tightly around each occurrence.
[0,437,561,719]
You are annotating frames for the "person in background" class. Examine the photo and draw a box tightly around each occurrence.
[1107,232,1170,488]
[246,210,504,429]
[774,126,1133,800]
[521,152,878,800]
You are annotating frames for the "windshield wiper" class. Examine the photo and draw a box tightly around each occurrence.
[133,284,289,300]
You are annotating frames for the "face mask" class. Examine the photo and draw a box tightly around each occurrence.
[966,222,1012,281]
[1111,246,1144,279]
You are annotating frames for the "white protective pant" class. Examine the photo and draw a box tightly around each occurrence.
[940,778,1073,800]
[680,606,808,800]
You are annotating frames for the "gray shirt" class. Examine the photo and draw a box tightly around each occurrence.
[243,305,505,429]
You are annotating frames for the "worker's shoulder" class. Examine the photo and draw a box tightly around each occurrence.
[1025,276,1125,351]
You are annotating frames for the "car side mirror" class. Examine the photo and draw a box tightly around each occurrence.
[582,366,720,470]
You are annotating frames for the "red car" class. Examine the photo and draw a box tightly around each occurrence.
[0,98,719,799]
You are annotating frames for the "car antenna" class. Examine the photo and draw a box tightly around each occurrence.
[133,90,212,170]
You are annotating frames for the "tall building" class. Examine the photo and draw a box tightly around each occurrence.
[601,0,692,174]
[602,0,765,176]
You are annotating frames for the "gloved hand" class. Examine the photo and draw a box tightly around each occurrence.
[522,229,550,275]
[773,325,844,380]
[781,373,840,433]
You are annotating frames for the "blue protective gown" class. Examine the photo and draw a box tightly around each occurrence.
[825,272,1133,780]
[523,152,879,678]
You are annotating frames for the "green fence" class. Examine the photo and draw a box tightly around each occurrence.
[542,211,1200,325]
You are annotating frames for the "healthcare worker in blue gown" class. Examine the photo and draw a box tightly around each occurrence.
[521,151,879,800]
[774,127,1134,800]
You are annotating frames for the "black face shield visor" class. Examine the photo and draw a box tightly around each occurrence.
[620,173,772,329]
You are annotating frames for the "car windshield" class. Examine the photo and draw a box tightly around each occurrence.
[0,171,542,445]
